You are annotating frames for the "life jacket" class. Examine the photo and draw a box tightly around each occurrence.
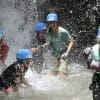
[91,44,100,61]
[0,42,9,63]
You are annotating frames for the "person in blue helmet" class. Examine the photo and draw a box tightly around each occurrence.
[31,22,49,51]
[0,28,9,64]
[0,49,32,94]
[89,26,100,100]
[46,12,74,78]
[31,22,50,73]
[33,22,47,46]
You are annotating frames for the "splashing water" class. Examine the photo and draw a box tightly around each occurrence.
[23,63,93,100]
[0,0,33,65]
[0,0,93,100]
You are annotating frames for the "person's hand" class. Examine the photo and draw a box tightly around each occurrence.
[3,86,13,94]
[31,48,37,52]
[61,52,69,59]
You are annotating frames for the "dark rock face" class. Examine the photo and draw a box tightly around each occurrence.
[37,0,100,63]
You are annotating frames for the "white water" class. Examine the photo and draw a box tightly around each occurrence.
[0,63,92,100]
[0,0,93,100]
[24,63,93,100]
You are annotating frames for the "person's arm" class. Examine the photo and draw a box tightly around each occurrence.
[22,77,31,87]
[41,42,50,48]
[61,38,74,59]
[0,44,9,63]
[31,42,50,52]
[31,47,37,52]
[66,38,74,54]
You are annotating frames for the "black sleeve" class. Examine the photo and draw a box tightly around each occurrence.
[92,71,100,85]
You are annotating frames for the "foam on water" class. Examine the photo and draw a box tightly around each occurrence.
[24,63,92,92]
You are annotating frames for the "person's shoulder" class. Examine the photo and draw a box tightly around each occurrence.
[92,43,99,48]
[59,26,68,32]
[7,61,17,69]
[58,26,70,36]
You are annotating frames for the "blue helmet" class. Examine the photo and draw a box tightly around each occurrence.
[0,28,5,38]
[96,26,100,43]
[34,22,47,32]
[46,13,58,22]
[16,49,32,61]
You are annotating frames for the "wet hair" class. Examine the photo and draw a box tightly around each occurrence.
[17,60,24,64]
[48,27,52,33]
[48,22,59,34]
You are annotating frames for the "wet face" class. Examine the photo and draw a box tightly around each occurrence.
[48,21,58,32]
[23,58,31,67]
[38,30,46,39]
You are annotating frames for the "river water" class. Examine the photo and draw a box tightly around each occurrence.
[0,0,93,100]
[0,63,93,100]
